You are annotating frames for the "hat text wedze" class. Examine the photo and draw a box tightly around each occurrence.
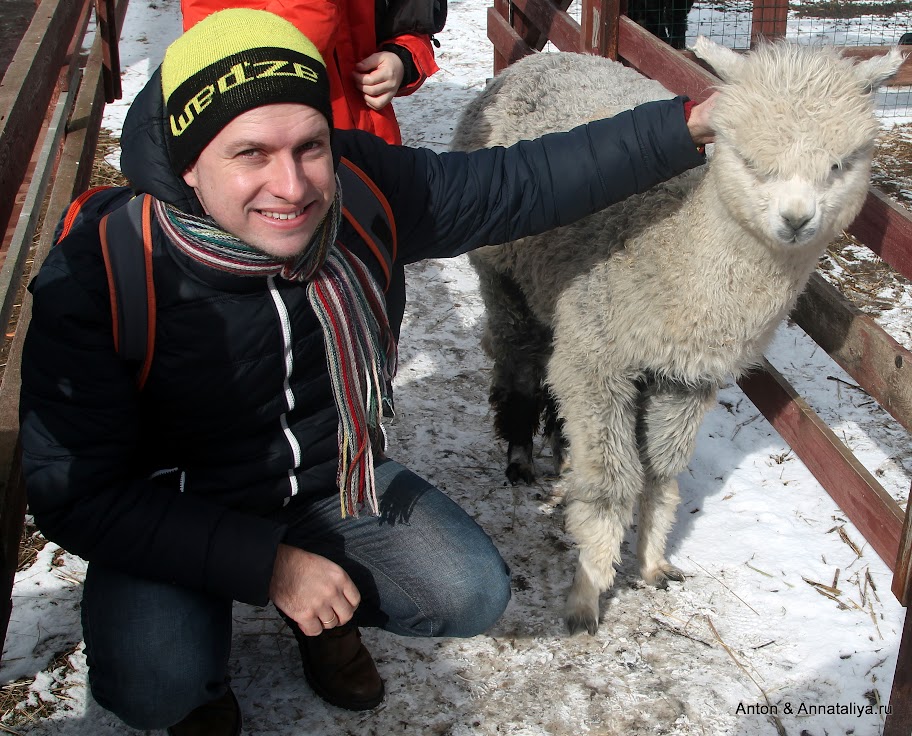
[170,57,322,137]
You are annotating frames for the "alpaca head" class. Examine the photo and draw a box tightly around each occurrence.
[691,37,904,251]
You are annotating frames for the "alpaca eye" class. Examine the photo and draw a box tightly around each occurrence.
[831,163,840,171]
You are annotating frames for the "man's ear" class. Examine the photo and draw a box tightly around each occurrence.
[182,162,199,189]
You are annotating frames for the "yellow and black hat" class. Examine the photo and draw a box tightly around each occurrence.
[161,8,332,174]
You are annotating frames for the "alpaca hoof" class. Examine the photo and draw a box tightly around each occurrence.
[506,462,535,485]
[566,611,599,636]
[643,563,686,588]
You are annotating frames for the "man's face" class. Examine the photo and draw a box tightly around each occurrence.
[182,103,335,260]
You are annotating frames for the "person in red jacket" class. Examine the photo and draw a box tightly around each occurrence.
[180,0,439,144]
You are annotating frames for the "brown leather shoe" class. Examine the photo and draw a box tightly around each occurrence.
[288,621,385,711]
[166,687,242,736]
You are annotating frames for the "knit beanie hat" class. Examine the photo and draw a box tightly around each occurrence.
[161,8,333,175]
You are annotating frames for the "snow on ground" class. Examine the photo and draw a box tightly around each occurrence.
[3,0,911,733]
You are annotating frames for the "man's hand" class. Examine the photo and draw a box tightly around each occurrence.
[353,51,406,111]
[687,91,718,147]
[269,544,360,636]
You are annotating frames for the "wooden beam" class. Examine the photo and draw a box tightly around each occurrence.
[53,0,132,203]
[848,188,912,284]
[510,0,581,53]
[488,7,536,69]
[681,46,912,88]
[737,360,904,571]
[0,0,88,248]
[618,16,716,102]
[66,0,96,87]
[0,84,76,345]
[792,273,912,434]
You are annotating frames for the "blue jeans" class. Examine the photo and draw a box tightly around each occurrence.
[81,460,511,730]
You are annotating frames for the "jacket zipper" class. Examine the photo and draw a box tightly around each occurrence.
[148,467,187,492]
[267,276,302,503]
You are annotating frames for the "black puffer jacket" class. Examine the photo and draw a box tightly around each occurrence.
[19,69,704,606]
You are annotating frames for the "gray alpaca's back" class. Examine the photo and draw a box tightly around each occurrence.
[453,53,674,149]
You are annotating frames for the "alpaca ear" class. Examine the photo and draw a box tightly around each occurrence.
[690,36,746,82]
[851,47,906,92]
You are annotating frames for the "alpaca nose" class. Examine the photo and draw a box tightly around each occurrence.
[779,197,816,235]
[782,211,813,233]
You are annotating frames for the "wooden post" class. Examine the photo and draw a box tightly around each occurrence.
[884,605,912,736]
[95,0,122,102]
[493,0,511,73]
[893,489,912,605]
[580,0,620,59]
[750,0,788,45]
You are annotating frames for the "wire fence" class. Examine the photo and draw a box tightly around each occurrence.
[558,0,912,118]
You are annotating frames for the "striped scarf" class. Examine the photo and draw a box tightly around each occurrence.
[154,181,396,518]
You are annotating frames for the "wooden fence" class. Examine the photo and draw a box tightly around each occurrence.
[0,0,910,731]
[0,0,127,653]
[488,2,912,734]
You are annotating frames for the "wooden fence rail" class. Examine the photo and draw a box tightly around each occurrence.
[487,3,912,734]
[0,0,128,655]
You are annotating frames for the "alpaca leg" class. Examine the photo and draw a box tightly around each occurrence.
[636,378,716,586]
[565,490,640,634]
[638,477,685,586]
[475,266,552,485]
[554,373,643,635]
[542,388,567,477]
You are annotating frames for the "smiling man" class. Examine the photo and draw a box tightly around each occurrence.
[19,9,714,735]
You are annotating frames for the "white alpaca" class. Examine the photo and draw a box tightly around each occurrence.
[450,39,903,634]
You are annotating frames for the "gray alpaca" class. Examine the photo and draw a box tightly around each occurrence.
[451,39,903,634]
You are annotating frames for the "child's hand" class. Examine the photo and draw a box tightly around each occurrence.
[353,51,406,111]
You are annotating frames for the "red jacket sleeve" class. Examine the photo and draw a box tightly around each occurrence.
[386,33,439,95]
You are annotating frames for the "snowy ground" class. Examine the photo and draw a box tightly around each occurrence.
[3,0,912,734]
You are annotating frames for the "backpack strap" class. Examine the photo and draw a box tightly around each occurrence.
[98,194,156,390]
[338,157,396,292]
[57,185,114,243]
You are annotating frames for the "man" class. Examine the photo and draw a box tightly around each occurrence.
[19,9,715,735]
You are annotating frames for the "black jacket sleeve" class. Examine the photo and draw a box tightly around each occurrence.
[334,96,704,265]
[19,237,286,605]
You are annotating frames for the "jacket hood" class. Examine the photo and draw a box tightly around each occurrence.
[120,66,205,216]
